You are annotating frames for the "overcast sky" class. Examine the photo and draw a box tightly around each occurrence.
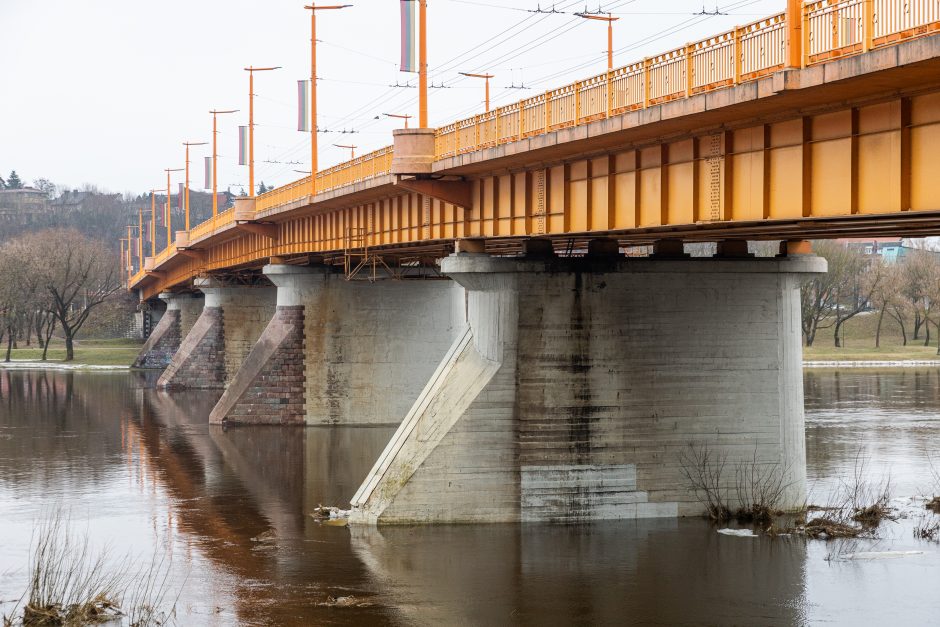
[1,0,783,196]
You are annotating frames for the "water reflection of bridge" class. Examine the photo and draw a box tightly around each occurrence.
[1,370,818,625]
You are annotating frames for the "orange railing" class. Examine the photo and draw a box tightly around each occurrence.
[129,268,146,286]
[151,244,174,268]
[255,146,395,213]
[435,12,791,157]
[317,145,394,194]
[189,208,235,243]
[130,0,940,292]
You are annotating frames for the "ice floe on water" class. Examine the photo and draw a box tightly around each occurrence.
[717,528,757,537]
[839,551,924,561]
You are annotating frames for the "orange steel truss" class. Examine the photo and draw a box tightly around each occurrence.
[132,0,940,300]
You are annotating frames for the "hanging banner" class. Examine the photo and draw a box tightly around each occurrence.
[400,0,417,73]
[297,80,310,132]
[204,157,213,189]
[238,126,249,165]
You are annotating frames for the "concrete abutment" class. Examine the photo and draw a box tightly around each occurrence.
[350,252,826,524]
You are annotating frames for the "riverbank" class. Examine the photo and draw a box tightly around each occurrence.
[0,338,142,368]
[803,345,940,367]
[1,337,939,369]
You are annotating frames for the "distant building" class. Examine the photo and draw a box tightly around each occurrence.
[0,187,49,220]
[49,190,94,213]
[839,237,912,262]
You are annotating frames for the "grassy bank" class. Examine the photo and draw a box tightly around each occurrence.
[0,338,142,367]
[804,310,940,362]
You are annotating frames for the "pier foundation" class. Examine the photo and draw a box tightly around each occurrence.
[351,251,825,523]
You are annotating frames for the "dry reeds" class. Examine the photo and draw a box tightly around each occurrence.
[678,443,731,522]
[733,451,791,524]
[2,511,180,627]
[798,451,894,539]
[19,514,122,626]
[679,443,792,524]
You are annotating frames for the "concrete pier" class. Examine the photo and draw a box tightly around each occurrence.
[157,279,276,390]
[210,264,464,426]
[132,292,203,369]
[351,252,825,524]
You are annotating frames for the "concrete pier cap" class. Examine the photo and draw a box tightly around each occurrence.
[441,249,827,277]
[193,276,230,308]
[262,263,333,307]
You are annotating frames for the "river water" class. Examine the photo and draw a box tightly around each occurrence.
[0,368,938,626]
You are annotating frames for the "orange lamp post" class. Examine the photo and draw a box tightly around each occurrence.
[149,188,160,256]
[578,13,619,71]
[209,109,238,217]
[459,72,495,112]
[164,168,183,249]
[304,4,352,195]
[419,0,428,127]
[183,141,208,230]
[138,207,144,268]
[333,143,357,159]
[120,238,126,283]
[126,225,134,280]
[244,66,281,197]
[383,113,412,128]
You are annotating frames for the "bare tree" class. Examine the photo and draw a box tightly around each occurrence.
[899,249,940,348]
[801,241,880,347]
[17,229,122,361]
[870,262,910,348]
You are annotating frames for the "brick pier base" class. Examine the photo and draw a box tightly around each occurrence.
[157,306,225,389]
[209,306,306,425]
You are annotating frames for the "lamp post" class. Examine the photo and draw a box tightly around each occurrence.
[459,72,495,112]
[304,4,352,195]
[383,112,412,128]
[577,13,619,71]
[209,109,238,217]
[138,207,144,270]
[419,0,428,127]
[333,143,357,159]
[244,66,281,197]
[164,168,183,250]
[183,141,208,230]
[126,225,134,281]
[149,188,161,256]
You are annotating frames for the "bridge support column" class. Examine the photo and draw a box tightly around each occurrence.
[210,264,464,426]
[351,251,826,524]
[132,292,203,369]
[157,279,276,390]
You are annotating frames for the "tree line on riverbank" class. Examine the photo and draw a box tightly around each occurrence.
[801,240,940,350]
[0,229,121,361]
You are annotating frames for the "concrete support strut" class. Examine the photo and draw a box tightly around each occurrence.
[351,252,826,524]
[157,279,276,390]
[132,292,203,369]
[211,264,464,426]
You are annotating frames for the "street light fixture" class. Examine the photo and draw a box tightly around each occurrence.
[209,109,238,217]
[304,4,352,195]
[149,188,161,256]
[383,112,412,128]
[459,72,495,112]
[164,168,183,250]
[576,13,620,71]
[183,141,208,230]
[333,143,357,159]
[244,66,282,197]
